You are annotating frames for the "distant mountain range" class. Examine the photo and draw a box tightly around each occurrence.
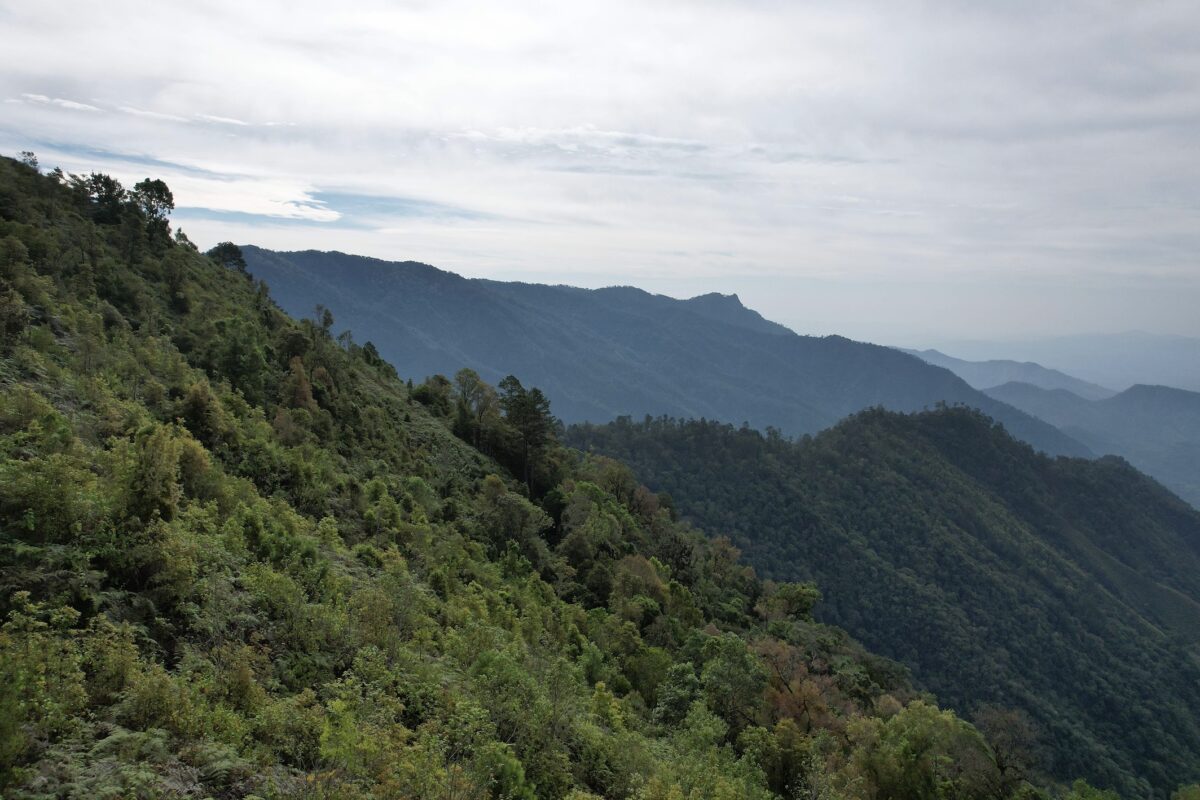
[926,332,1200,393]
[242,247,1090,457]
[568,408,1200,798]
[985,381,1200,507]
[902,348,1115,400]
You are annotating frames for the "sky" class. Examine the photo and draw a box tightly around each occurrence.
[2,0,1199,345]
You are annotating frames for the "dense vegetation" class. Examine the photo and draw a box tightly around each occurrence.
[239,247,1088,457]
[568,412,1200,799]
[984,381,1200,507]
[0,154,1147,799]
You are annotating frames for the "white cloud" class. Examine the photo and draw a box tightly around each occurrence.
[170,174,339,221]
[20,92,100,112]
[1,0,1198,341]
[118,106,189,122]
[194,113,250,127]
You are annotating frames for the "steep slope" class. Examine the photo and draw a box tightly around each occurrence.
[1,156,1099,799]
[241,247,1091,458]
[902,348,1115,400]
[568,410,1200,798]
[985,382,1200,507]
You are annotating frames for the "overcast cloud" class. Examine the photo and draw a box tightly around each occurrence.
[2,0,1198,343]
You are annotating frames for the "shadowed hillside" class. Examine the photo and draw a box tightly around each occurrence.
[985,382,1200,507]
[569,409,1200,797]
[242,247,1091,458]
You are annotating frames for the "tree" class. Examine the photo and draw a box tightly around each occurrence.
[131,178,174,245]
[413,375,453,417]
[701,632,767,733]
[654,663,701,726]
[173,228,199,251]
[214,318,270,404]
[757,582,821,623]
[163,249,191,312]
[972,706,1039,797]
[207,241,248,274]
[72,172,125,223]
[844,701,998,800]
[0,286,29,343]
[498,375,555,493]
[283,356,318,412]
[128,425,183,523]
[315,304,334,334]
[476,474,552,559]
[131,178,174,221]
[453,368,499,448]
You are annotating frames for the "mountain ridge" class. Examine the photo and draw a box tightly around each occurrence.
[902,348,1116,400]
[929,332,1200,393]
[984,381,1200,507]
[242,246,1091,458]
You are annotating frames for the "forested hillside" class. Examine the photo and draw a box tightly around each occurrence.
[568,412,1200,798]
[240,247,1089,458]
[2,156,1150,798]
[984,382,1200,507]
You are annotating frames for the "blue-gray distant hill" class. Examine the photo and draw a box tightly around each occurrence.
[985,381,1200,507]
[902,348,1115,400]
[932,332,1200,393]
[242,247,1090,457]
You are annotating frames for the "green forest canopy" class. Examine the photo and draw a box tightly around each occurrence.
[0,153,1196,799]
[566,412,1200,798]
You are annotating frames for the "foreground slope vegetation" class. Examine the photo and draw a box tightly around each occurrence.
[568,412,1200,798]
[0,153,1182,800]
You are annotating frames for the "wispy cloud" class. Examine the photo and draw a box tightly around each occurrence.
[194,113,250,127]
[1,0,1198,341]
[118,106,189,123]
[20,93,99,112]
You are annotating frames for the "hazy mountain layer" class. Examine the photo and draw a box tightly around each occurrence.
[930,333,1200,393]
[902,348,1115,400]
[985,381,1200,507]
[242,247,1090,457]
[568,410,1200,798]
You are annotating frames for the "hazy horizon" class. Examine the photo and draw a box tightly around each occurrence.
[4,0,1198,343]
